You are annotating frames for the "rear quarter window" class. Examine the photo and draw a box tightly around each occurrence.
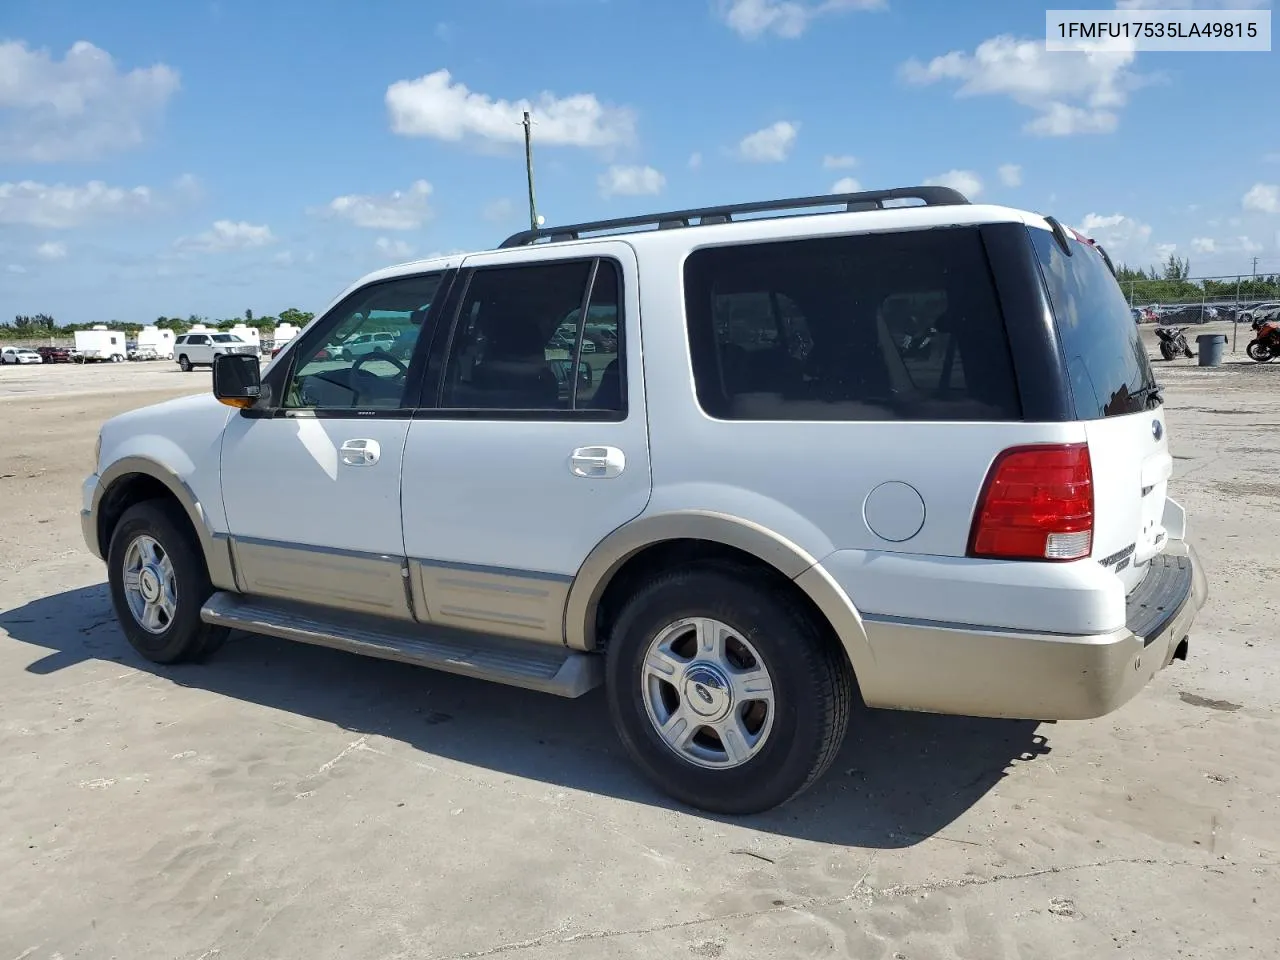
[1029,227,1159,418]
[682,226,1023,422]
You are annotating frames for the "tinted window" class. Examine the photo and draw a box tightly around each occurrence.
[283,272,442,410]
[1029,228,1159,418]
[187,335,208,345]
[440,258,624,415]
[683,227,1022,421]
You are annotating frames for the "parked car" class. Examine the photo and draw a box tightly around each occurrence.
[173,332,258,371]
[1240,301,1280,324]
[35,345,72,363]
[1159,305,1216,326]
[81,186,1206,815]
[1,347,43,365]
[336,330,398,360]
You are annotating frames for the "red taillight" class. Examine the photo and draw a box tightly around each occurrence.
[967,443,1093,562]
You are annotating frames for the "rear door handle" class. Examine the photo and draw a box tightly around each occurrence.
[340,438,380,466]
[570,445,625,479]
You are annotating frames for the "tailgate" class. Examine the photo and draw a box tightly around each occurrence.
[1085,409,1172,593]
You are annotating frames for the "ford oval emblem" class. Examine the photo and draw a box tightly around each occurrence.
[694,683,714,705]
[1152,420,1163,441]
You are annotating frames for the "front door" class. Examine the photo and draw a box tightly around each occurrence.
[220,268,448,619]
[401,242,651,644]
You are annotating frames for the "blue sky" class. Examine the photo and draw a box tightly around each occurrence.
[1,0,1278,325]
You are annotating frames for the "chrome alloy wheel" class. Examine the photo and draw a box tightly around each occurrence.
[640,617,776,770]
[122,534,178,635]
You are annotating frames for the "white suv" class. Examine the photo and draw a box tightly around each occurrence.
[173,332,258,371]
[81,187,1207,814]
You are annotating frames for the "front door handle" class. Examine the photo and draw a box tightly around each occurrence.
[340,438,380,466]
[569,446,625,479]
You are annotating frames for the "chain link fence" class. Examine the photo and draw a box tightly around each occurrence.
[1122,273,1280,316]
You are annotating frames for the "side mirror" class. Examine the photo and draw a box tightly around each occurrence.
[213,353,262,409]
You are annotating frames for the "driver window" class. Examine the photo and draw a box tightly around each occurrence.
[283,272,442,410]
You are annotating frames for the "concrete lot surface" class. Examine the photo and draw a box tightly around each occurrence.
[1,345,1278,959]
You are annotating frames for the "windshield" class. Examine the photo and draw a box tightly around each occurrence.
[1030,226,1160,418]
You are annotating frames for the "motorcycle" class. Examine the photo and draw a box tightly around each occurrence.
[1246,319,1280,363]
[1155,325,1194,361]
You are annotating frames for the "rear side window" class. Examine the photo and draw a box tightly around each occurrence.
[683,227,1022,421]
[1029,227,1159,418]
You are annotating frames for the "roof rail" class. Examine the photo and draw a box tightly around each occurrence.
[498,185,970,249]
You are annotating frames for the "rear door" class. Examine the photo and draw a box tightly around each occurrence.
[1030,227,1169,592]
[400,240,651,644]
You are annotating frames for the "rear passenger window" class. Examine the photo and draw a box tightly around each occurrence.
[440,258,624,416]
[1029,227,1160,418]
[683,227,1022,421]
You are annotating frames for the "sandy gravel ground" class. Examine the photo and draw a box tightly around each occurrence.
[0,340,1277,959]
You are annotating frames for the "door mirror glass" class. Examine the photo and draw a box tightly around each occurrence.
[213,353,262,409]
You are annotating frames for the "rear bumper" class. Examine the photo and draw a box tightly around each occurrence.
[847,540,1207,721]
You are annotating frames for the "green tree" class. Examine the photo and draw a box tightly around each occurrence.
[278,307,314,327]
[12,313,57,332]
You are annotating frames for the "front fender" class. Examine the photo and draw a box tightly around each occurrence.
[90,456,237,591]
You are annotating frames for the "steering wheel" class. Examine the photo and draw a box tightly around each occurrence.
[351,349,408,378]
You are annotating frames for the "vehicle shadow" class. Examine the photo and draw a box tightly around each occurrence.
[2,584,1051,849]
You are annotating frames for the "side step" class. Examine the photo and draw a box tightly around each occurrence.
[200,592,603,698]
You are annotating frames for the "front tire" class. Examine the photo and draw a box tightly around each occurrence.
[106,500,228,664]
[1159,340,1177,361]
[605,566,852,814]
[1246,339,1274,362]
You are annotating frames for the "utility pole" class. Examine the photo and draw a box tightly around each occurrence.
[1252,256,1260,277]
[522,111,539,233]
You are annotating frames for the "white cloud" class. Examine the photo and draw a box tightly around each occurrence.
[483,198,516,222]
[386,69,634,149]
[0,40,179,162]
[35,241,67,260]
[175,220,275,253]
[997,163,1023,187]
[717,0,884,40]
[324,180,433,230]
[599,165,666,198]
[737,121,799,162]
[1191,235,1262,258]
[901,34,1141,136]
[7,263,28,274]
[924,169,983,198]
[831,177,861,193]
[1078,212,1159,265]
[1265,152,1280,163]
[1243,183,1280,214]
[0,179,153,228]
[375,237,414,260]
[688,151,703,170]
[823,154,857,169]
[1116,0,1268,7]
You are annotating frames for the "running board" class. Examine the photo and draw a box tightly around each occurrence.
[200,592,603,698]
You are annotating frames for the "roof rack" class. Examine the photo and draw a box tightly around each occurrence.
[498,185,970,249]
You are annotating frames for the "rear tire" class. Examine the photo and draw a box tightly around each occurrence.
[106,500,228,664]
[178,355,191,372]
[605,566,852,815]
